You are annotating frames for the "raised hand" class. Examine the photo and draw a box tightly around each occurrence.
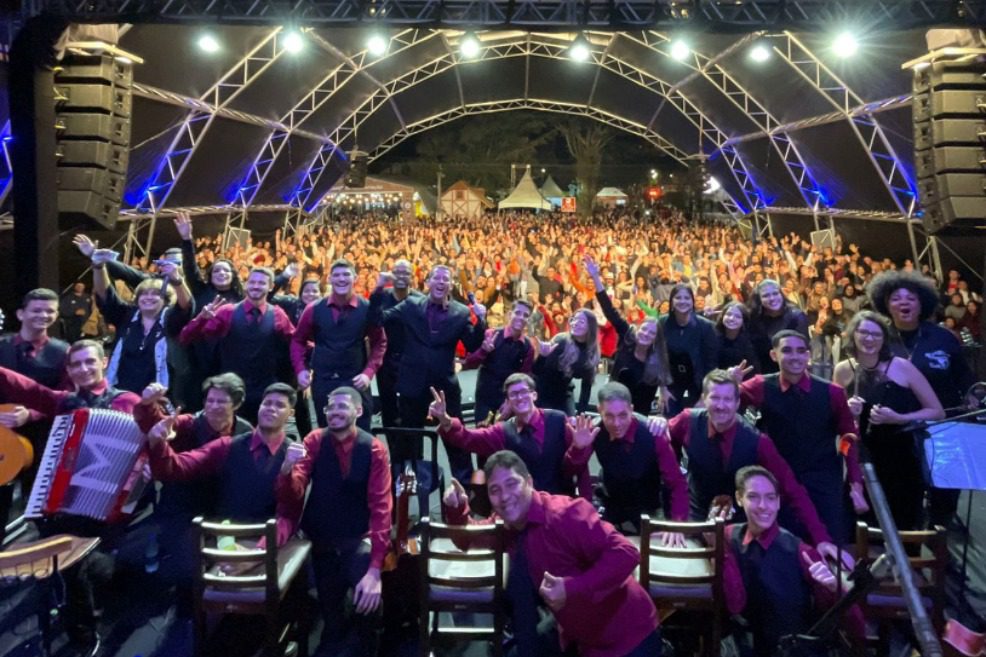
[804,552,838,593]
[539,572,567,611]
[375,271,395,289]
[297,370,312,390]
[570,414,600,450]
[281,442,307,475]
[173,211,193,240]
[442,478,468,509]
[471,301,487,322]
[480,331,496,353]
[427,387,450,427]
[200,296,227,321]
[147,412,178,445]
[727,359,754,383]
[583,253,600,280]
[72,234,96,257]
[158,260,182,283]
[538,340,558,358]
[90,247,118,267]
[141,382,168,405]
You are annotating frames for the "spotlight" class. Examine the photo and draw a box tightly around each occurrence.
[832,32,858,58]
[749,43,771,63]
[569,35,590,62]
[460,32,480,59]
[367,33,388,57]
[670,40,690,61]
[197,33,220,53]
[282,30,304,54]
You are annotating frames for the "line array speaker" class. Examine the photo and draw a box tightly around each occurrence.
[54,53,133,229]
[344,150,368,188]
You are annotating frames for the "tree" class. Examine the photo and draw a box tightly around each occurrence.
[558,119,615,217]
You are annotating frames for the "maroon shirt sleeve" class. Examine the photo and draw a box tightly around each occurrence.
[722,525,747,615]
[289,303,316,375]
[667,408,693,459]
[655,435,689,521]
[461,329,495,370]
[828,383,863,485]
[798,543,867,643]
[362,324,387,379]
[148,435,232,481]
[0,366,66,418]
[739,375,766,408]
[559,421,592,501]
[756,435,832,545]
[275,430,321,546]
[439,418,507,457]
[366,438,394,569]
[109,391,140,415]
[178,304,233,345]
[520,338,535,374]
[272,305,295,340]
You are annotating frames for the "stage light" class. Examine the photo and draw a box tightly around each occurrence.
[367,33,388,57]
[749,43,771,63]
[832,32,859,58]
[197,33,220,53]
[569,35,590,62]
[704,176,722,194]
[460,32,480,59]
[282,30,304,54]
[670,40,690,61]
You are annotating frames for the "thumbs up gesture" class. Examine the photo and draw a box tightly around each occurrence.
[539,572,567,611]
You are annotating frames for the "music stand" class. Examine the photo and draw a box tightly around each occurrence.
[923,418,986,609]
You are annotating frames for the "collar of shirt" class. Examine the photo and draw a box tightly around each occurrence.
[249,429,286,456]
[514,408,545,435]
[243,299,267,315]
[329,428,359,454]
[610,417,639,443]
[779,373,812,394]
[328,294,357,309]
[742,522,780,550]
[707,417,738,441]
[13,333,49,352]
[82,380,109,397]
[427,297,449,311]
[523,490,550,528]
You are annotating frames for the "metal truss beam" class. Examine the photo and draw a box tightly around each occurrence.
[627,31,827,212]
[365,97,745,217]
[723,93,913,147]
[118,203,294,219]
[232,29,432,217]
[0,121,13,209]
[132,27,287,214]
[31,1,986,30]
[772,32,919,217]
[761,206,912,223]
[312,32,764,213]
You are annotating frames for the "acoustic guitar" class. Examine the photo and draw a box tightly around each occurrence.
[0,406,34,486]
[382,465,420,636]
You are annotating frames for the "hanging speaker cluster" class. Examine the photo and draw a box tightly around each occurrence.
[912,58,986,234]
[54,52,133,229]
[344,150,368,188]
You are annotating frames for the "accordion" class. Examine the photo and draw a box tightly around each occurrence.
[26,408,149,523]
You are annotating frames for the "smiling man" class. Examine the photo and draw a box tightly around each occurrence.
[291,259,387,431]
[274,386,392,657]
[729,330,863,546]
[444,450,662,657]
[0,288,69,389]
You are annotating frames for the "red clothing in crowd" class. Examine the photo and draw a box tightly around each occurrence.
[0,366,139,422]
[274,428,392,565]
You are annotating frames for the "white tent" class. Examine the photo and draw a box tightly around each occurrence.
[441,180,493,219]
[540,174,566,207]
[498,168,553,210]
[595,186,629,208]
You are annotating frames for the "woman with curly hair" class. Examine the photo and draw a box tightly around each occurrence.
[533,307,599,415]
[747,279,809,374]
[585,255,671,414]
[833,310,944,529]
[866,269,976,526]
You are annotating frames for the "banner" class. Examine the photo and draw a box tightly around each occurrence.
[560,196,577,213]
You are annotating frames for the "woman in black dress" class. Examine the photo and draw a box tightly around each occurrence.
[715,301,759,372]
[747,279,809,374]
[833,310,944,530]
[660,283,717,417]
[533,308,599,415]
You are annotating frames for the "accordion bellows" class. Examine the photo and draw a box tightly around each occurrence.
[27,408,149,523]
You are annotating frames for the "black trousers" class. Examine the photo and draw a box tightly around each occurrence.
[311,540,381,657]
[398,386,473,482]
[376,367,401,428]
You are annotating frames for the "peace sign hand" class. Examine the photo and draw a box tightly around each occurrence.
[200,296,227,321]
[147,410,179,445]
[428,387,451,428]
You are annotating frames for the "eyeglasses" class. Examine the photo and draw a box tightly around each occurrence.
[854,329,883,339]
[506,389,533,400]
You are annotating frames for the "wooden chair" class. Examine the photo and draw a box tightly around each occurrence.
[853,521,948,648]
[418,517,506,657]
[193,517,312,657]
[0,534,100,656]
[638,516,725,657]
[373,426,446,522]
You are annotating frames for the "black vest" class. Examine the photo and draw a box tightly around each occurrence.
[757,375,840,479]
[0,335,69,389]
[216,433,288,522]
[502,410,569,495]
[57,385,127,413]
[593,417,663,522]
[219,304,280,401]
[157,414,252,518]
[310,298,371,381]
[686,409,760,519]
[475,331,531,404]
[730,524,812,656]
[301,430,373,547]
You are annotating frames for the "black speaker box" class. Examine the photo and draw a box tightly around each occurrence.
[913,89,985,122]
[345,151,368,188]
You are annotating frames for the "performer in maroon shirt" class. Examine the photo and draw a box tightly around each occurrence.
[274,386,392,657]
[719,466,865,657]
[729,330,866,545]
[291,258,387,431]
[667,369,841,562]
[445,450,662,657]
[431,373,592,499]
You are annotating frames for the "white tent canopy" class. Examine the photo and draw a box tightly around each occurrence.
[540,174,566,204]
[499,168,553,210]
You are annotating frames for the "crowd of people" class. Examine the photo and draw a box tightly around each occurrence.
[0,207,981,657]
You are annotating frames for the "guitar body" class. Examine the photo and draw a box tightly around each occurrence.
[381,469,421,646]
[0,405,34,486]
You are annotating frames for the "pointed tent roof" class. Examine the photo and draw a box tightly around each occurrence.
[540,174,566,199]
[499,169,553,210]
[596,187,628,198]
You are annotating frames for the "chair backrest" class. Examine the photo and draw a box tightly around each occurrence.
[418,517,505,608]
[639,516,725,611]
[0,535,74,580]
[193,517,279,604]
[374,425,446,520]
[854,521,948,628]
